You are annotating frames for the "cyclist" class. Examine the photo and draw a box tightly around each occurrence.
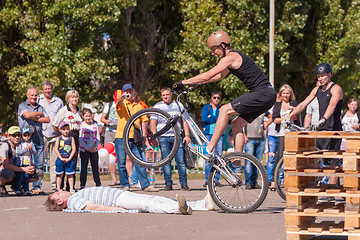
[181,30,276,157]
[284,63,343,185]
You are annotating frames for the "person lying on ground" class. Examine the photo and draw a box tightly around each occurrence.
[44,186,216,215]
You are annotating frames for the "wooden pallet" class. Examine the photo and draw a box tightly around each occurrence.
[284,131,360,239]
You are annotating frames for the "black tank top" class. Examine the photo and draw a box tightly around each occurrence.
[227,50,271,92]
[316,83,342,131]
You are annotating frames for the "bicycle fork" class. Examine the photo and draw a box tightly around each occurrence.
[211,155,240,186]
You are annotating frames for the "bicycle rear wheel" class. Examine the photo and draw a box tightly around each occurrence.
[274,157,286,200]
[123,108,181,168]
[208,152,269,213]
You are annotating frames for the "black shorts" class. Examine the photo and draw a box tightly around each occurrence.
[316,138,342,166]
[231,86,276,123]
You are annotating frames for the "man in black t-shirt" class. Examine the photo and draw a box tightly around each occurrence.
[182,30,276,157]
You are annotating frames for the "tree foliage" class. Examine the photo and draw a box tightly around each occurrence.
[172,0,360,112]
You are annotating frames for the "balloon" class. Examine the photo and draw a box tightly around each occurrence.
[98,148,109,165]
[98,144,103,150]
[108,154,116,165]
[104,142,115,154]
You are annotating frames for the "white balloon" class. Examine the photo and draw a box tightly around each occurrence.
[98,148,109,165]
[108,154,116,165]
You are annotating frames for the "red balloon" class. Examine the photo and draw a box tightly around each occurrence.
[98,144,103,150]
[104,142,115,154]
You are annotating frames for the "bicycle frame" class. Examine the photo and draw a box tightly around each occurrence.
[172,91,240,185]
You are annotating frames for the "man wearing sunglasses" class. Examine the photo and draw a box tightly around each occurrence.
[0,126,35,195]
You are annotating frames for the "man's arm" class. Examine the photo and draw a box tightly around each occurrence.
[22,111,44,121]
[304,114,312,128]
[2,157,34,174]
[37,116,50,123]
[182,119,191,144]
[182,54,239,85]
[287,87,318,120]
[83,203,126,211]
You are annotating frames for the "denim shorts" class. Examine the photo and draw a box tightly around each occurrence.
[55,159,75,175]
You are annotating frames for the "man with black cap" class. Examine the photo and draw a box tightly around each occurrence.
[0,126,35,195]
[114,83,159,192]
[284,63,343,186]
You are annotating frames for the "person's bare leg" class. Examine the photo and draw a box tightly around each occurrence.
[231,116,248,152]
[207,103,239,152]
[125,156,133,184]
[56,174,63,190]
[108,164,117,184]
[68,175,74,191]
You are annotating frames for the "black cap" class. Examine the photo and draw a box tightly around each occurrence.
[315,63,332,74]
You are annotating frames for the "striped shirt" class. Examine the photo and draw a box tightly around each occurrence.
[151,101,184,137]
[67,187,124,211]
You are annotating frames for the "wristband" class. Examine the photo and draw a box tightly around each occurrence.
[322,116,327,121]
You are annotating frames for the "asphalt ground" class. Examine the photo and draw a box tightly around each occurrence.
[0,178,287,240]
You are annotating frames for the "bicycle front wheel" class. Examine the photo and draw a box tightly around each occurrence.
[274,157,286,200]
[208,152,269,213]
[123,108,181,168]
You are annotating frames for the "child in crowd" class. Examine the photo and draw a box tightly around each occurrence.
[15,127,35,195]
[79,108,101,189]
[54,121,76,193]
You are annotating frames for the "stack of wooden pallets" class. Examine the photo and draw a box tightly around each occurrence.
[284,131,360,240]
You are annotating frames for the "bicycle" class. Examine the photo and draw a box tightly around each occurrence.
[273,123,329,200]
[123,84,269,213]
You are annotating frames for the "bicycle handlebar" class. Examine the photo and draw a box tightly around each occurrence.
[171,82,201,110]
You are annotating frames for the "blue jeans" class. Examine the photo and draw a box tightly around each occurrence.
[204,135,222,183]
[266,135,278,182]
[158,137,187,186]
[243,139,265,185]
[32,143,44,190]
[15,171,29,192]
[114,138,150,189]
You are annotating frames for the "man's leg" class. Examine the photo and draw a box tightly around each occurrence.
[32,144,44,190]
[114,138,130,188]
[174,141,188,187]
[207,104,240,152]
[130,143,150,189]
[252,140,265,185]
[116,191,207,214]
[231,116,248,152]
[158,137,173,186]
[243,140,255,185]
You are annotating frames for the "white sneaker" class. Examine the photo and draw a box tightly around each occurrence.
[176,194,192,215]
[205,187,216,211]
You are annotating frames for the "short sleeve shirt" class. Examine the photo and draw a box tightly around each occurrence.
[53,105,82,131]
[102,102,118,132]
[17,100,49,145]
[67,187,124,211]
[151,101,184,137]
[306,98,320,124]
[0,142,17,167]
[38,94,64,138]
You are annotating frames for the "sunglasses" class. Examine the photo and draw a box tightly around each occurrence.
[212,96,221,100]
[23,133,31,137]
[11,134,21,138]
